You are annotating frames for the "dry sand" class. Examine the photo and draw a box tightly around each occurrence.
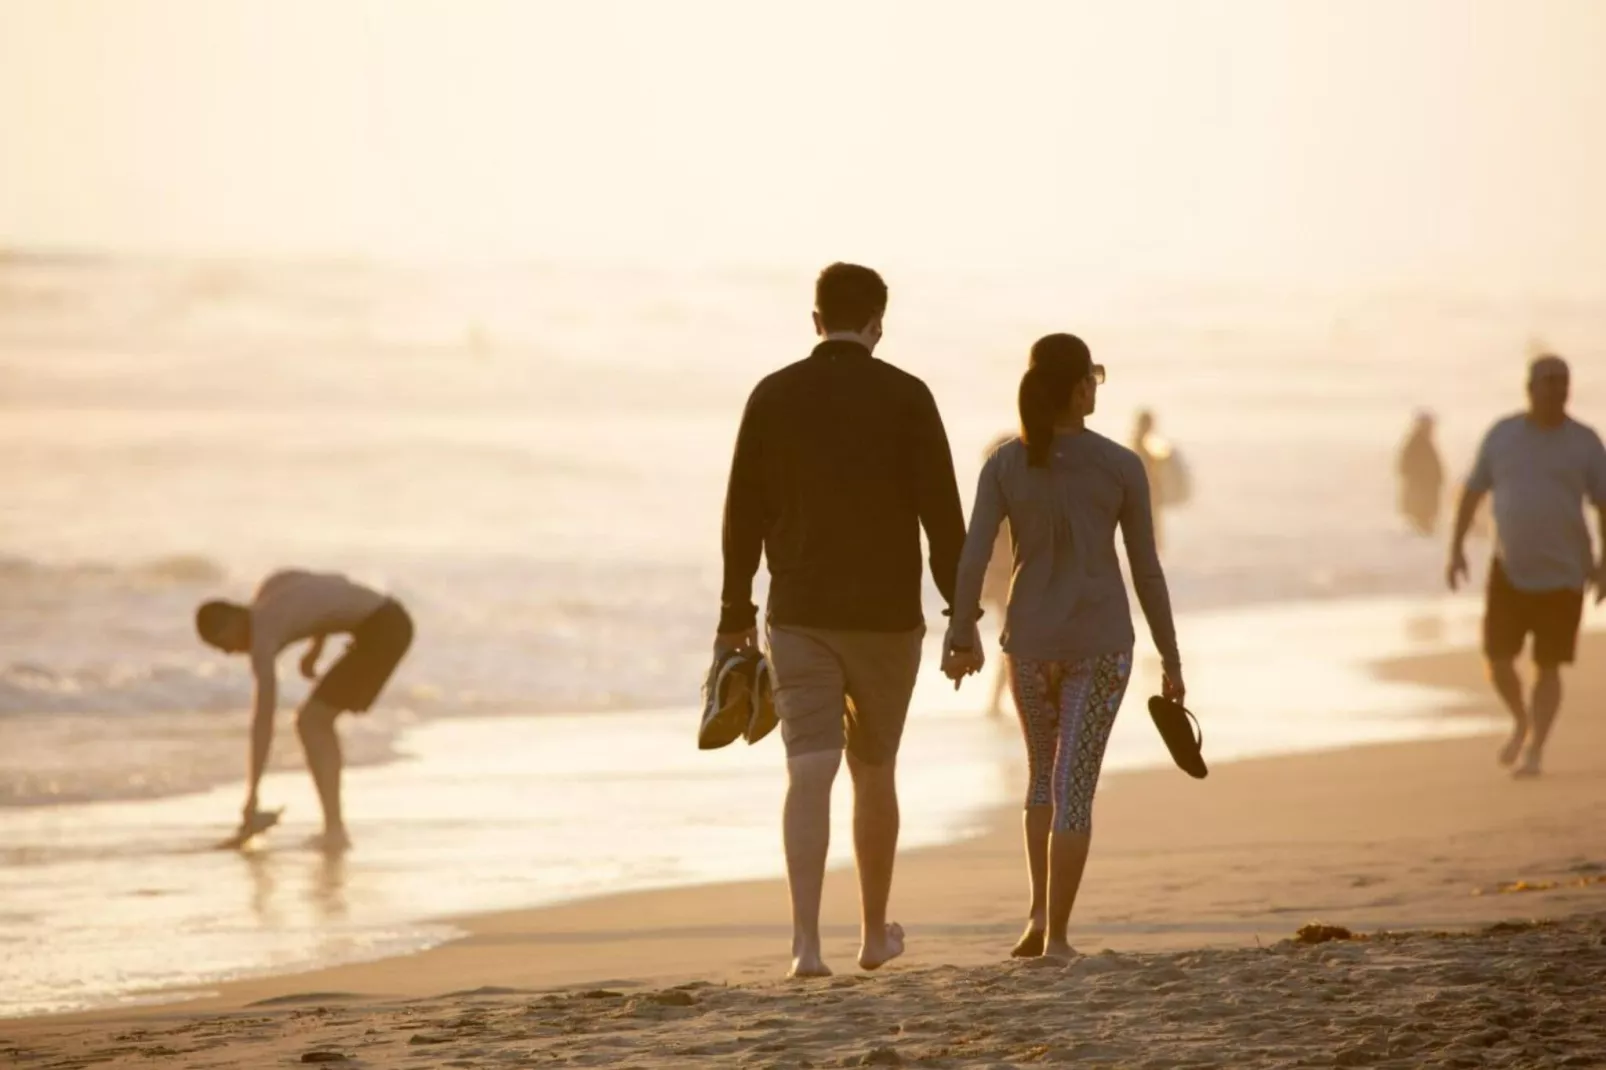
[9,915,1606,1069]
[6,633,1606,1067]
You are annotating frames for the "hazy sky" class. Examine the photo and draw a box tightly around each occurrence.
[3,0,1605,287]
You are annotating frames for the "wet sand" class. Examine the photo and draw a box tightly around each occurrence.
[3,595,1506,1018]
[7,632,1606,1067]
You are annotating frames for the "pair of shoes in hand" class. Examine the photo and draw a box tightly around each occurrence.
[698,648,777,750]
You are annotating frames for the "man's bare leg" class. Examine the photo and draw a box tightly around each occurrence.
[1517,663,1562,776]
[1043,829,1093,962]
[296,700,350,851]
[1012,806,1051,957]
[1487,657,1528,766]
[847,752,904,970]
[784,750,841,978]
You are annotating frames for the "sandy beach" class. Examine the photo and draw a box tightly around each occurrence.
[7,628,1606,1067]
[10,4,1606,1065]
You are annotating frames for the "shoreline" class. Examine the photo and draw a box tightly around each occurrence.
[0,587,1495,811]
[9,625,1606,1036]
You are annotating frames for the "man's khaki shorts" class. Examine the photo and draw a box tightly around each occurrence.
[763,623,925,765]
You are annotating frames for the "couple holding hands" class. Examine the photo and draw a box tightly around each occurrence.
[714,261,1186,976]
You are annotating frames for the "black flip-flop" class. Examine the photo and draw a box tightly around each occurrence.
[1148,696,1207,779]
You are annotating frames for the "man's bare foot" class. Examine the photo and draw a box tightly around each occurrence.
[1498,731,1526,766]
[788,952,832,979]
[1011,926,1046,958]
[858,922,905,971]
[305,828,352,855]
[1042,938,1079,963]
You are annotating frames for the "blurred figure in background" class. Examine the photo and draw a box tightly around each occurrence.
[1447,354,1606,779]
[1131,410,1190,554]
[196,570,415,851]
[1398,410,1446,535]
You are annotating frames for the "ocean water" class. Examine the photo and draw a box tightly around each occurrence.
[2,255,1603,1014]
[0,595,1539,1018]
[6,258,1602,746]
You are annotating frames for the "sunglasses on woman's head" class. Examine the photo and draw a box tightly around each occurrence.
[1090,364,1106,385]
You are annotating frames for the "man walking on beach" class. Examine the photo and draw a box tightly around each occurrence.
[196,570,414,850]
[1448,355,1606,777]
[716,262,968,977]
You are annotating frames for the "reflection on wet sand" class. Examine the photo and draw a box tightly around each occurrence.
[243,848,350,929]
[0,594,1529,1016]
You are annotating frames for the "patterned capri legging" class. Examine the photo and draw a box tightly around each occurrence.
[1007,650,1134,833]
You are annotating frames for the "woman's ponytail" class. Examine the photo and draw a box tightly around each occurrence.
[1018,365,1060,467]
[1018,333,1092,468]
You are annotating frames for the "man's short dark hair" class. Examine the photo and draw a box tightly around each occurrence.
[815,262,888,333]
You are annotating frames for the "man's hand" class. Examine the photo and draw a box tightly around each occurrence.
[942,622,985,690]
[942,646,984,689]
[1162,669,1186,705]
[1446,544,1469,592]
[715,627,758,655]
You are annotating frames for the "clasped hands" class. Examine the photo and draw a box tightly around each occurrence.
[941,621,984,690]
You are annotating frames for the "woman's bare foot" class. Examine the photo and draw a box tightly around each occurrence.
[1042,938,1078,963]
[858,922,905,970]
[1497,730,1526,766]
[1011,926,1046,958]
[788,952,832,979]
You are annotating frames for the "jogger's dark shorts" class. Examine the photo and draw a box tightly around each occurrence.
[308,599,414,713]
[1484,560,1584,666]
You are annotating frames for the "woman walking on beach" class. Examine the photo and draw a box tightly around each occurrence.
[943,333,1185,962]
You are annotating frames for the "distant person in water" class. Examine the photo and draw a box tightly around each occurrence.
[717,262,967,978]
[945,334,1184,963]
[980,431,1017,717]
[1398,411,1446,535]
[1131,409,1188,554]
[1448,355,1606,778]
[195,570,414,851]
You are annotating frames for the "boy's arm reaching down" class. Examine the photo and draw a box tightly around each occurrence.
[243,649,278,819]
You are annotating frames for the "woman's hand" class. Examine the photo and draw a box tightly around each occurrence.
[942,646,984,689]
[942,622,985,690]
[1162,668,1186,705]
